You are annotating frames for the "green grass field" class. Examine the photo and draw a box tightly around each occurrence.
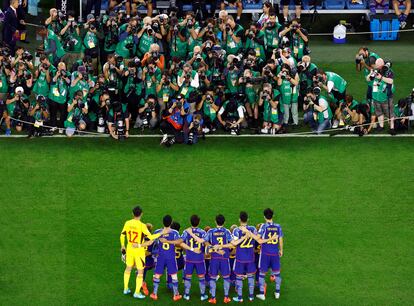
[1,137,413,305]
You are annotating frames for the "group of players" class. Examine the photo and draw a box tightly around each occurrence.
[120,206,283,303]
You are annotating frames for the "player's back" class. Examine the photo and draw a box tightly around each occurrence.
[233,225,257,262]
[259,222,283,256]
[122,219,146,247]
[206,227,233,260]
[182,227,206,263]
[154,228,180,259]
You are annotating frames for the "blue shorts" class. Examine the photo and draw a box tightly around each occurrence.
[145,256,154,269]
[234,260,256,276]
[259,254,280,273]
[154,256,178,275]
[184,261,206,276]
[209,258,231,278]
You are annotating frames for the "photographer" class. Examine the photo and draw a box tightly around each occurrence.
[94,91,111,133]
[197,88,220,133]
[297,55,318,100]
[137,16,162,57]
[277,63,299,128]
[197,18,217,43]
[64,90,89,137]
[160,95,189,147]
[156,71,179,114]
[261,12,281,58]
[334,94,360,128]
[279,19,309,61]
[136,94,158,129]
[167,17,189,61]
[141,44,165,71]
[9,61,33,95]
[244,23,266,63]
[240,69,261,128]
[45,8,64,35]
[60,12,82,71]
[393,98,411,132]
[5,86,30,133]
[82,14,102,74]
[355,47,380,107]
[223,16,244,55]
[115,19,140,60]
[103,54,124,87]
[369,58,396,134]
[32,55,53,98]
[70,66,94,101]
[305,87,333,134]
[12,47,34,71]
[38,26,66,67]
[314,69,347,107]
[217,95,246,135]
[187,46,208,71]
[225,55,242,95]
[28,95,49,137]
[102,14,119,60]
[142,61,162,98]
[48,62,71,130]
[259,83,281,134]
[184,113,203,145]
[177,63,199,93]
[123,59,143,120]
[262,59,279,86]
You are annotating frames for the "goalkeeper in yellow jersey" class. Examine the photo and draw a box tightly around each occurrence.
[120,206,167,299]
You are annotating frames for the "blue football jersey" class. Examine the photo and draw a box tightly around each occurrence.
[233,226,257,262]
[154,229,181,259]
[205,227,233,259]
[181,228,206,263]
[258,222,283,255]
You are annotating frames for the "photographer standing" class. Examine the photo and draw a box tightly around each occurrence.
[28,95,49,137]
[115,19,140,60]
[222,16,244,56]
[261,12,281,58]
[369,58,396,134]
[32,55,53,98]
[48,62,70,130]
[244,23,266,64]
[38,26,66,67]
[355,47,379,108]
[102,14,119,62]
[259,83,281,134]
[305,87,333,134]
[60,12,82,71]
[167,17,189,61]
[277,63,299,128]
[156,72,179,114]
[197,88,220,133]
[65,90,89,137]
[82,15,102,74]
[279,19,309,61]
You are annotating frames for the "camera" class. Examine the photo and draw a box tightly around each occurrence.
[152,22,160,32]
[151,51,159,60]
[205,41,212,52]
[176,101,183,108]
[355,54,364,65]
[247,30,255,39]
[297,61,308,73]
[22,51,33,61]
[187,19,194,29]
[225,25,231,32]
[147,26,154,36]
[263,66,272,76]
[369,69,378,81]
[36,95,48,111]
[195,54,203,62]
[280,70,288,79]
[77,99,85,109]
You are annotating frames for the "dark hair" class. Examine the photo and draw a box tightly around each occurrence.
[345,94,353,103]
[263,208,273,220]
[190,214,200,227]
[171,221,181,231]
[240,211,248,223]
[216,214,225,226]
[132,206,142,217]
[163,215,173,227]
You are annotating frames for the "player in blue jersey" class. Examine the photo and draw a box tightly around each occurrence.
[142,223,155,296]
[150,215,199,302]
[252,208,284,301]
[167,222,185,292]
[181,215,209,301]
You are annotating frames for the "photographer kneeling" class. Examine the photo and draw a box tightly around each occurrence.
[184,113,203,145]
[5,86,30,133]
[304,87,333,135]
[217,94,246,135]
[160,95,189,147]
[64,90,89,137]
[136,94,158,130]
[107,100,131,140]
[335,95,360,129]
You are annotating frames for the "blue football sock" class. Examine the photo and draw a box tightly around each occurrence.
[184,276,191,295]
[275,273,282,292]
[258,272,266,294]
[209,278,217,298]
[199,277,206,295]
[236,276,243,299]
[153,277,160,294]
[172,279,179,296]
[223,277,230,297]
[247,275,255,297]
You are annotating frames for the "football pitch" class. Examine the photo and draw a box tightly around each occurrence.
[1,137,413,305]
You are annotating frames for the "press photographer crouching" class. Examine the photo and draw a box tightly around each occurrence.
[217,94,246,135]
[107,96,131,140]
[304,87,333,135]
[160,95,190,147]
[136,94,158,130]
[5,86,30,133]
[394,89,414,132]
[335,95,360,128]
[28,95,50,137]
[184,113,203,145]
[64,90,89,137]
